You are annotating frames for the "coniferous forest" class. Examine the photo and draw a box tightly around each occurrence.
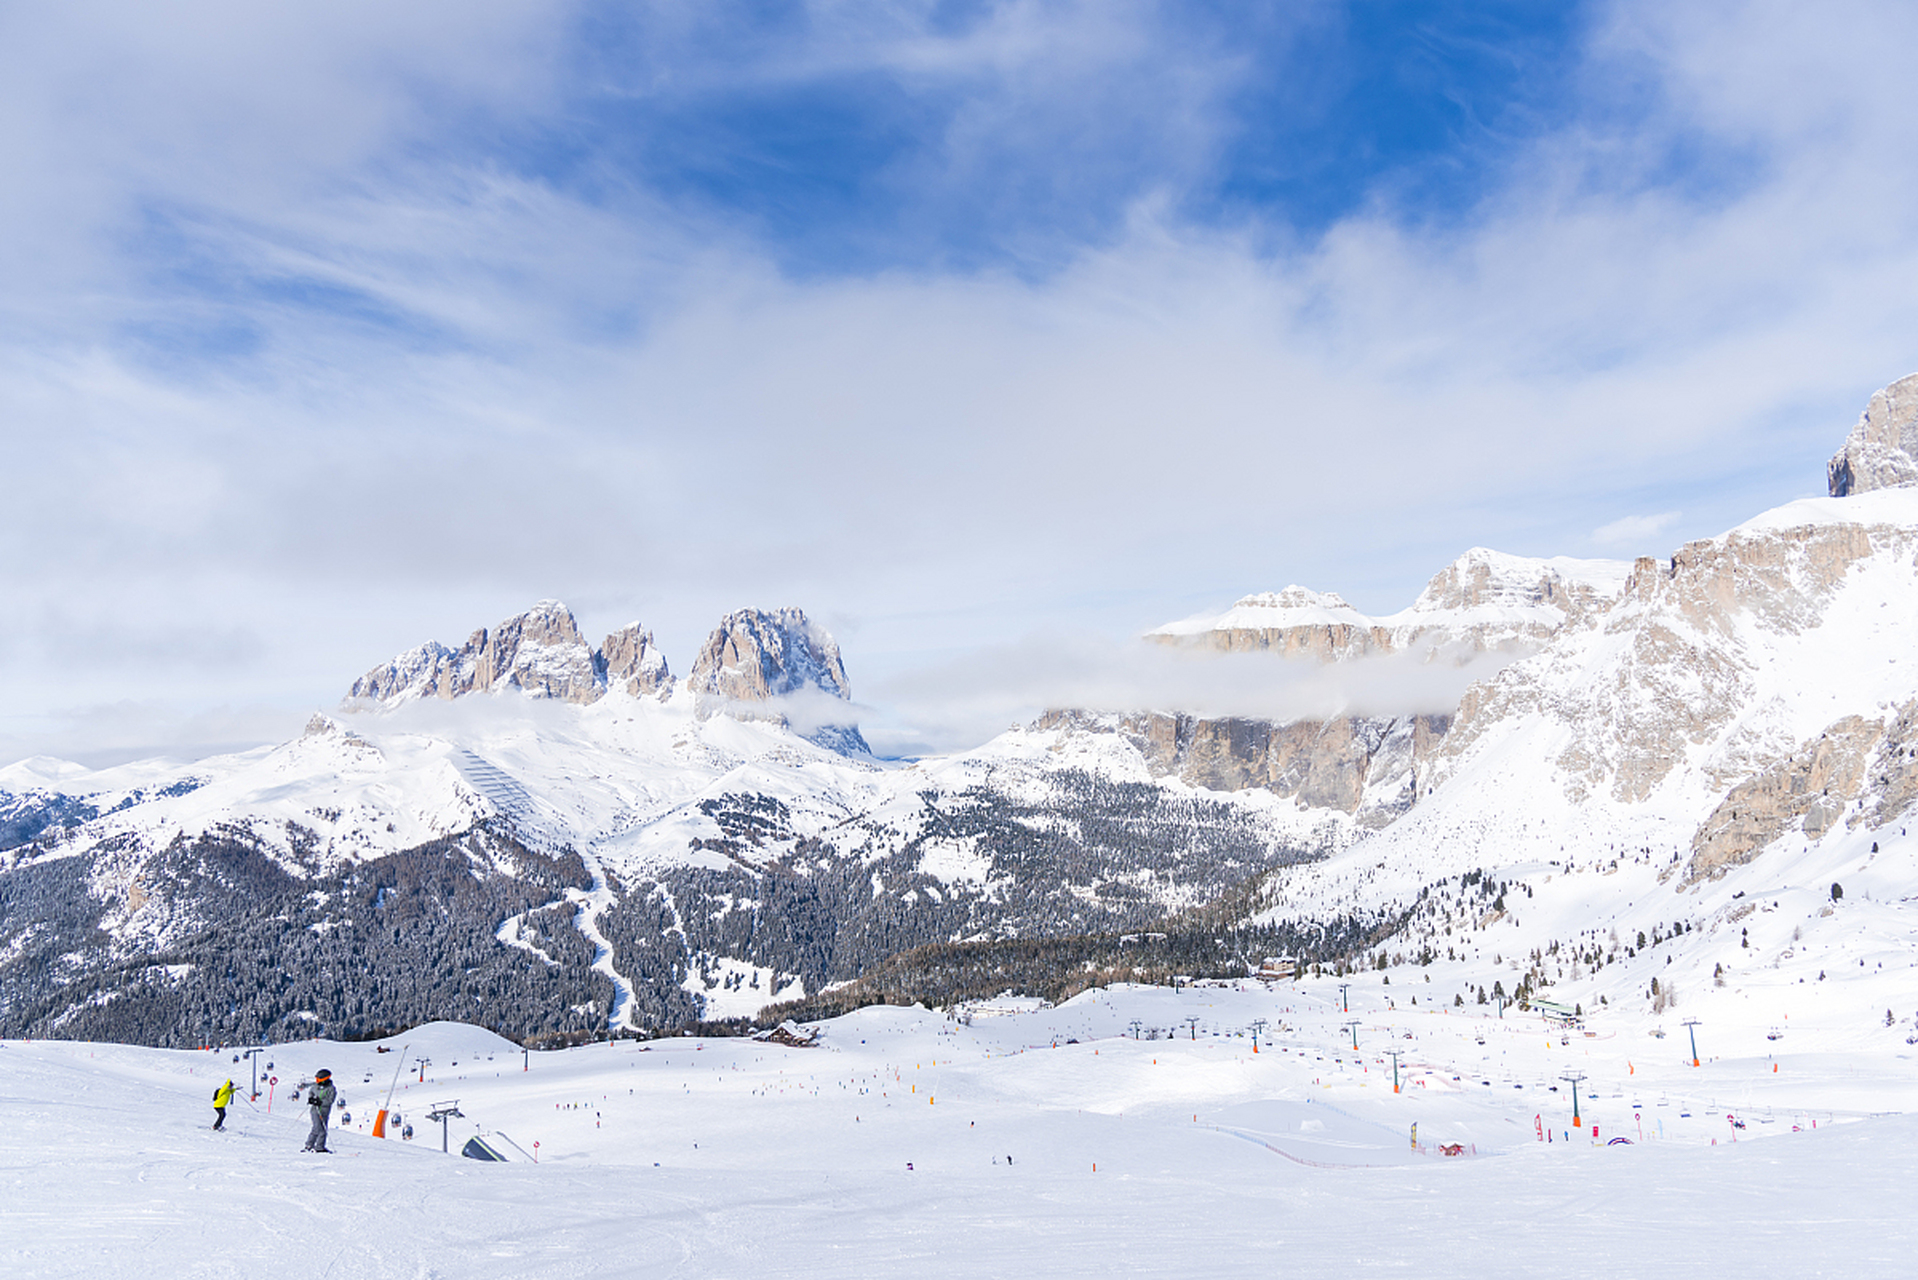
[0,769,1353,1047]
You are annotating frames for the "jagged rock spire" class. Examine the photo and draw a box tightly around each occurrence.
[346,601,671,706]
[688,608,869,754]
[1829,372,1918,496]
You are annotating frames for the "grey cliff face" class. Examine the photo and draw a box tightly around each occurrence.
[688,608,869,754]
[1426,511,1918,827]
[599,623,673,698]
[1174,588,1379,662]
[1828,372,1918,496]
[688,608,851,704]
[471,601,604,703]
[344,603,863,754]
[346,601,670,706]
[1155,552,1626,664]
[1037,708,1449,828]
[1406,552,1617,641]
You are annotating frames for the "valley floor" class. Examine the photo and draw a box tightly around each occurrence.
[6,980,1916,1278]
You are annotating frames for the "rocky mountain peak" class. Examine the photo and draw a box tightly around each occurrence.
[1407,547,1626,618]
[689,608,852,703]
[688,608,868,753]
[599,623,672,698]
[345,600,660,707]
[302,712,344,738]
[1152,550,1628,665]
[1230,586,1363,615]
[1147,587,1377,661]
[1828,371,1918,496]
[475,600,603,703]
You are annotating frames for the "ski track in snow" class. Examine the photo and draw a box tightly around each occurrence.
[10,980,1918,1279]
[569,843,635,1031]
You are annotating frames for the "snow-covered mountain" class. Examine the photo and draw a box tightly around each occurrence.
[0,604,1341,1045]
[1148,548,1630,662]
[6,374,1918,1049]
[347,599,673,706]
[1070,548,1632,829]
[1240,376,1918,1034]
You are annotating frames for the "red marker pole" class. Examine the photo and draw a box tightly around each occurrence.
[532,1141,540,1164]
[267,1076,278,1114]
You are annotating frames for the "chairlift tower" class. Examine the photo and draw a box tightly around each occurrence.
[1128,1020,1143,1041]
[242,1047,265,1099]
[1384,1048,1405,1093]
[1184,1015,1201,1040]
[1339,984,1351,1013]
[1343,1020,1361,1050]
[1681,1018,1703,1067]
[427,1101,464,1154]
[1250,1019,1268,1051]
[1560,1072,1587,1130]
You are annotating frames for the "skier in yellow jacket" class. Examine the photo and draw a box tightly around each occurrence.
[212,1078,235,1131]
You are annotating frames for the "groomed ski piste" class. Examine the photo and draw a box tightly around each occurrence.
[9,975,1918,1279]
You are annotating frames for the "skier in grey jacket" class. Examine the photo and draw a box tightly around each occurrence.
[302,1069,339,1152]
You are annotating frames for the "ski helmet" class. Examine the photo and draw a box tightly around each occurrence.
[315,1069,332,1081]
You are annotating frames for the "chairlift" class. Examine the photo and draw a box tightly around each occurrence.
[426,1101,465,1154]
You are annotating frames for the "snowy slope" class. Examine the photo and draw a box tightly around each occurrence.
[1247,486,1918,1037]
[0,677,1346,1041]
[11,977,1918,1279]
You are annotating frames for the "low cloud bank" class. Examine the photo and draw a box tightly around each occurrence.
[861,635,1526,758]
[0,700,306,772]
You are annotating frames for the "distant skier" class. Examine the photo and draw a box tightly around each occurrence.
[212,1078,235,1131]
[301,1069,339,1153]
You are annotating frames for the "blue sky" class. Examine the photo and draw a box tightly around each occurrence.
[531,2,1597,273]
[3,0,1918,761]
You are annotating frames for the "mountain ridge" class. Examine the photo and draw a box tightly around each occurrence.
[5,374,1918,1046]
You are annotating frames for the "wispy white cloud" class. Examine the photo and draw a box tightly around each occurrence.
[1591,510,1682,549]
[861,633,1524,758]
[4,1,1918,762]
[0,699,305,771]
